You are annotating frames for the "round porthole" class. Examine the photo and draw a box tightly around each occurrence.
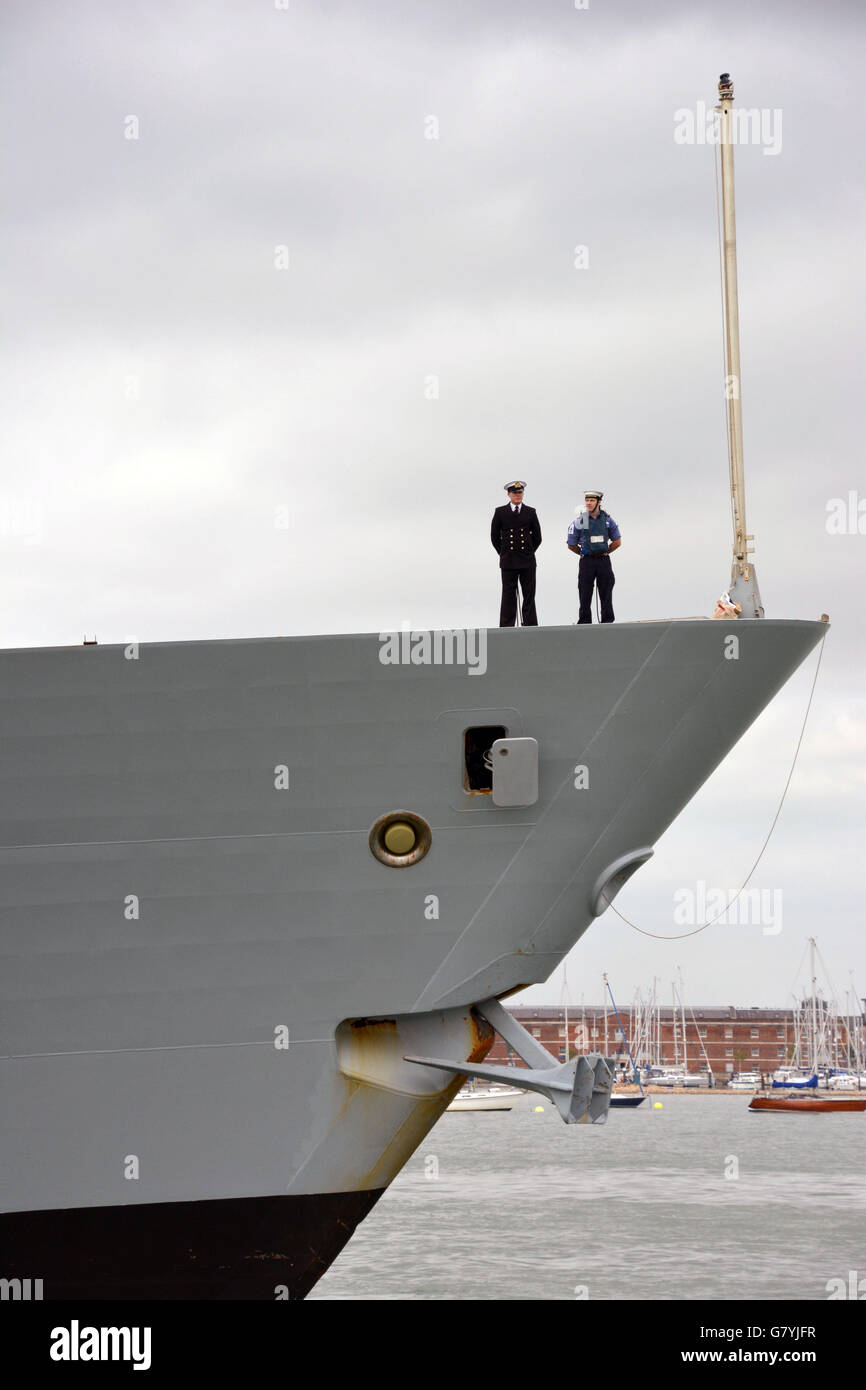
[369,811,432,868]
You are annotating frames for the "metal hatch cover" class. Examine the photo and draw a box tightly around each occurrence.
[491,736,539,807]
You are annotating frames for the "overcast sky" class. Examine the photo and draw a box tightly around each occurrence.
[2,0,863,1010]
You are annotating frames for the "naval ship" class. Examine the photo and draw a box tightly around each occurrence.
[0,618,825,1299]
[0,77,826,1298]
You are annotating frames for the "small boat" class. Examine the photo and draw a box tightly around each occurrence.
[828,1073,860,1091]
[749,1092,866,1114]
[729,1072,762,1091]
[447,1083,521,1112]
[604,977,646,1108]
[645,1071,707,1089]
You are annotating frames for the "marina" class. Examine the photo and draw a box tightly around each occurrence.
[485,994,866,1090]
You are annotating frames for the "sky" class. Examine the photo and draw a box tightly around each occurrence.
[2,0,864,1009]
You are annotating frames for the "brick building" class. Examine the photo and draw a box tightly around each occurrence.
[484,1004,858,1079]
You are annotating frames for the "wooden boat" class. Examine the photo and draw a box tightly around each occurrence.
[749,1093,866,1114]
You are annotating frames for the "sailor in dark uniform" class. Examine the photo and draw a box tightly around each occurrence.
[491,481,542,627]
[567,489,621,623]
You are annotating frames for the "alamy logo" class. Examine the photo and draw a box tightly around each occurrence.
[673,881,782,935]
[826,1270,865,1300]
[0,499,43,545]
[825,492,866,535]
[673,101,782,156]
[0,1277,43,1300]
[378,628,487,676]
[49,1320,152,1370]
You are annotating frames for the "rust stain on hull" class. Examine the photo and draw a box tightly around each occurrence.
[333,1007,495,1192]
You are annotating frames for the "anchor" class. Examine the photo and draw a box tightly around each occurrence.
[404,996,614,1125]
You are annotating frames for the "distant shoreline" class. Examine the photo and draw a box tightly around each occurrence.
[618,1086,766,1096]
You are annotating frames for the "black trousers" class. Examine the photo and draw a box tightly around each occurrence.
[499,566,538,626]
[578,554,615,623]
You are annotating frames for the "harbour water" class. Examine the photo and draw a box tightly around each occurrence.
[310,1094,865,1300]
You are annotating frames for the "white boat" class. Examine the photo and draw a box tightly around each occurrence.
[447,1083,522,1112]
[649,1071,704,1087]
[729,1072,762,1091]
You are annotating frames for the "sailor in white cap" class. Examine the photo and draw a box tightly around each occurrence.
[490,481,542,626]
[567,490,621,623]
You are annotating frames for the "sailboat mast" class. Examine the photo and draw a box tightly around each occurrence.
[809,936,818,1075]
[562,964,569,1056]
[717,73,763,619]
[653,978,660,1066]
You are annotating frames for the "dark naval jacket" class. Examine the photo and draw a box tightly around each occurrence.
[491,503,542,570]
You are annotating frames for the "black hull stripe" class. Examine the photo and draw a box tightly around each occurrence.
[0,1190,384,1300]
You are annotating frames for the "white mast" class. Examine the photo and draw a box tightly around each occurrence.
[561,964,570,1057]
[809,936,819,1076]
[678,970,689,1074]
[653,977,660,1066]
[716,73,764,619]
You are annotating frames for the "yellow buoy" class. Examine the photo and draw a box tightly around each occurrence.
[533,1105,545,1113]
[653,1102,663,1109]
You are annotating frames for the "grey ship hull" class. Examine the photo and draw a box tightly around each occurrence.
[0,619,824,1297]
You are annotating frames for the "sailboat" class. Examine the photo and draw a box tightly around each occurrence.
[606,976,647,1109]
[447,1079,521,1112]
[751,941,865,1114]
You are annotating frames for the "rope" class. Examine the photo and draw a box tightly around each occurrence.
[785,938,812,1004]
[600,628,827,940]
[684,988,716,1079]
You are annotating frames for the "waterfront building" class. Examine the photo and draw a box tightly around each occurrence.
[487,1005,864,1080]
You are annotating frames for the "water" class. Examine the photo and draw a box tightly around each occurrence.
[310,1094,865,1300]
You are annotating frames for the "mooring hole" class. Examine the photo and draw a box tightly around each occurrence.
[463,725,507,793]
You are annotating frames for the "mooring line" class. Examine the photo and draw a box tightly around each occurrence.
[603,629,828,940]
